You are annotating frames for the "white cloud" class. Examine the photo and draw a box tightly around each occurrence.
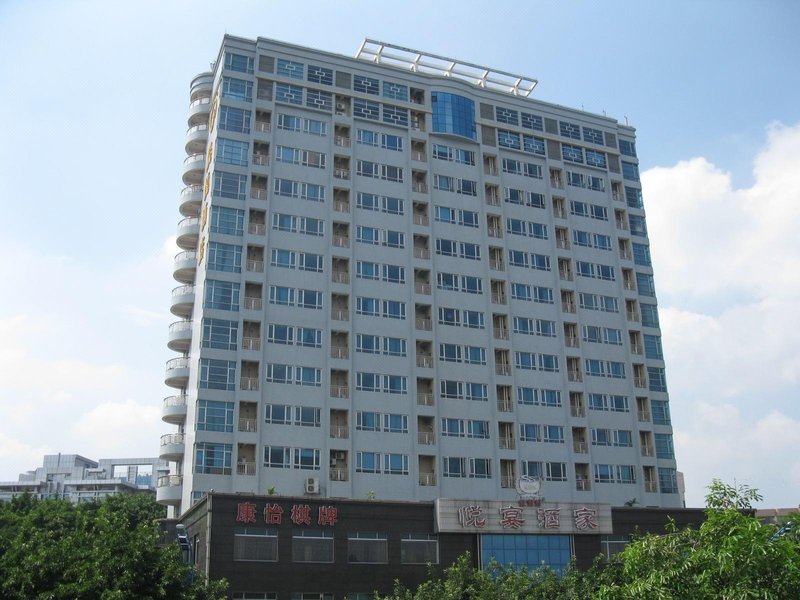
[644,121,800,507]
[73,399,161,457]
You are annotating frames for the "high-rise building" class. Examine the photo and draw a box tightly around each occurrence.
[159,35,678,519]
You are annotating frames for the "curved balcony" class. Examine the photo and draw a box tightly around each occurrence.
[170,284,195,317]
[176,217,200,250]
[182,153,205,186]
[173,251,197,284]
[188,96,211,126]
[179,185,203,217]
[156,474,183,505]
[159,433,186,461]
[185,124,208,155]
[162,394,187,425]
[190,72,213,102]
[167,320,193,352]
[164,356,190,388]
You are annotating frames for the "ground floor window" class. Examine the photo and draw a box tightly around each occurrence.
[480,534,571,575]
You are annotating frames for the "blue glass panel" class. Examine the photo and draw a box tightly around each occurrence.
[431,92,476,140]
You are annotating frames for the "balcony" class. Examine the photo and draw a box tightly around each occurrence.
[242,337,260,351]
[495,364,511,376]
[568,369,582,382]
[416,355,433,368]
[173,251,197,284]
[334,168,351,180]
[238,418,258,433]
[499,437,514,450]
[330,425,349,439]
[411,150,426,162]
[334,135,351,148]
[330,346,349,360]
[179,185,203,217]
[236,462,256,476]
[413,247,430,260]
[497,398,513,412]
[331,308,349,321]
[573,441,587,454]
[190,72,213,101]
[248,223,266,235]
[562,301,576,313]
[645,481,658,493]
[246,259,264,273]
[488,227,502,238]
[332,271,349,284]
[252,153,269,168]
[576,479,590,492]
[159,433,185,461]
[413,214,429,226]
[418,431,434,445]
[176,217,200,250]
[330,468,348,482]
[565,336,579,348]
[251,188,268,201]
[187,96,211,125]
[240,377,259,391]
[489,259,505,271]
[164,357,190,388]
[330,385,349,399]
[333,235,350,248]
[571,404,586,418]
[501,476,515,489]
[415,318,432,331]
[414,282,431,295]
[417,392,433,406]
[634,377,648,388]
[182,153,205,185]
[167,320,193,352]
[491,292,506,305]
[254,121,271,134]
[418,473,435,486]
[333,200,350,213]
[170,285,195,317]
[240,298,261,313]
[185,123,208,154]
[412,182,428,194]
[638,410,651,422]
[641,445,655,457]
[161,395,187,425]
[493,328,509,341]
[156,475,183,505]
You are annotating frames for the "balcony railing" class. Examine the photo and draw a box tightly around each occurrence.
[501,476,515,489]
[493,328,509,340]
[417,392,433,406]
[570,404,586,418]
[411,150,426,161]
[248,223,266,235]
[495,364,511,376]
[243,297,263,310]
[568,369,582,382]
[413,213,429,226]
[331,271,350,284]
[160,433,185,446]
[499,437,514,449]
[491,292,507,305]
[254,121,271,133]
[334,135,351,147]
[415,318,432,331]
[163,395,187,408]
[330,385,349,398]
[556,238,570,249]
[251,188,268,200]
[497,398,513,412]
[331,309,349,321]
[246,259,264,272]
[641,445,655,457]
[573,441,587,453]
[242,337,261,351]
[576,479,590,491]
[645,481,658,493]
[165,357,189,371]
[330,468,348,482]
[333,235,350,248]
[252,153,269,166]
[157,474,183,488]
[489,259,505,271]
[634,377,648,388]
[413,247,430,260]
[240,377,259,391]
[412,182,428,193]
[330,425,349,439]
[565,335,579,348]
[638,410,651,422]
[236,461,256,476]
[334,168,351,180]
[414,282,431,295]
[550,176,564,189]
[333,200,350,213]
[416,355,433,368]
[330,346,349,359]
[238,418,257,432]
[418,473,435,486]
[627,310,640,322]
[562,301,576,313]
[417,431,434,445]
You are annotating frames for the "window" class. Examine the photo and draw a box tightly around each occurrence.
[637,272,656,297]
[588,394,629,413]
[348,532,388,563]
[217,138,249,166]
[648,367,668,392]
[225,52,254,74]
[221,77,253,102]
[622,161,640,181]
[210,206,245,236]
[356,451,380,474]
[516,388,561,407]
[586,149,607,169]
[292,530,333,563]
[619,139,637,157]
[265,404,292,425]
[520,423,540,442]
[294,406,321,427]
[219,106,251,133]
[641,303,660,327]
[659,468,678,494]
[213,171,247,201]
[195,442,232,475]
[293,447,320,469]
[233,527,277,562]
[470,458,491,479]
[431,92,476,139]
[468,419,488,438]
[401,534,438,564]
[546,462,567,482]
[561,143,584,163]
[521,112,543,131]
[495,106,519,125]
[543,425,564,444]
[583,126,604,145]
[464,346,486,365]
[204,280,240,311]
[297,289,323,310]
[443,457,466,478]
[197,400,234,432]
[383,80,408,101]
[354,74,379,94]
[463,310,484,328]
[522,135,546,155]
[559,120,580,139]
[632,243,652,266]
[382,413,408,433]
[202,318,238,350]
[199,358,236,392]
[465,382,488,401]
[307,64,333,85]
[625,186,644,209]
[652,400,671,425]
[655,433,675,459]
[383,453,409,475]
[629,214,648,237]
[644,334,664,359]
[498,130,520,149]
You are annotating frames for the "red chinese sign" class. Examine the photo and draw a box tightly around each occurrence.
[236,502,338,527]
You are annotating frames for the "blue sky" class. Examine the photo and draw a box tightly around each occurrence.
[0,0,798,508]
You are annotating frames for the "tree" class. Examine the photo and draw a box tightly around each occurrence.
[0,493,227,600]
[378,481,800,600]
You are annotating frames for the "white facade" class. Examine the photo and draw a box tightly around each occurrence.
[160,35,679,517]
[0,454,167,503]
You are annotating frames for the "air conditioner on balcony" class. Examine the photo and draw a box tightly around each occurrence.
[305,477,320,494]
[335,102,346,112]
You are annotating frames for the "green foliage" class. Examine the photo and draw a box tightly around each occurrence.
[0,493,227,600]
[378,481,800,600]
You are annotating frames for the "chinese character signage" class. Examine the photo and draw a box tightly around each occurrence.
[435,499,611,534]
[235,501,337,528]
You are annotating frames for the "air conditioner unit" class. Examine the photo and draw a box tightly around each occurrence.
[305,477,320,494]
[335,102,346,112]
